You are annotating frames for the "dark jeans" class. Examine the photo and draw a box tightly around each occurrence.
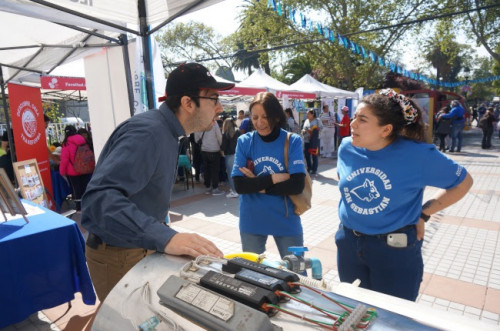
[449,122,464,152]
[482,128,493,148]
[192,145,202,181]
[201,151,221,189]
[437,133,448,151]
[68,174,91,210]
[335,224,423,301]
[304,142,318,173]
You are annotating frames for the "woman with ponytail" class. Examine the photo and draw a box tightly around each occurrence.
[335,89,473,301]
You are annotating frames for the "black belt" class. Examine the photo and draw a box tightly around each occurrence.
[86,233,114,249]
[345,224,415,238]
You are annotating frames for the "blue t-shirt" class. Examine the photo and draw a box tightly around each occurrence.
[337,137,467,234]
[232,130,306,236]
[239,118,250,132]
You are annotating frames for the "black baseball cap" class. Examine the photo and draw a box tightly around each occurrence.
[166,63,234,97]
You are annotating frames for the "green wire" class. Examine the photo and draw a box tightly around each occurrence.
[266,303,335,327]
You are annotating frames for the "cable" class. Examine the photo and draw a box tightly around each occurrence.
[292,282,353,313]
[263,303,338,330]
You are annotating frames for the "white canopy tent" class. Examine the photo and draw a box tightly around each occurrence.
[0,0,223,87]
[237,69,291,91]
[289,74,359,99]
[0,0,225,157]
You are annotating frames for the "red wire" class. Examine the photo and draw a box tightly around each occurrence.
[278,291,340,321]
[291,282,353,313]
[262,303,337,330]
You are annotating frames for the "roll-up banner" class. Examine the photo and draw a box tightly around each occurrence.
[8,83,54,209]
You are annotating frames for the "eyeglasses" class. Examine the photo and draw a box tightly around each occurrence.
[191,95,220,106]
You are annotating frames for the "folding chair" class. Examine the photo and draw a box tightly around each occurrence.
[178,154,194,190]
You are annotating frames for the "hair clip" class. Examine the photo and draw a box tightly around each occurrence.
[379,88,418,125]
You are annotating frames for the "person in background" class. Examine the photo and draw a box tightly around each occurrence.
[471,106,478,127]
[77,127,94,152]
[239,110,252,134]
[434,107,453,152]
[284,108,299,133]
[302,109,322,175]
[81,63,230,301]
[0,131,14,184]
[236,110,245,128]
[59,125,91,211]
[195,122,224,196]
[319,104,336,158]
[232,92,306,258]
[337,106,351,146]
[335,89,473,301]
[221,117,240,198]
[439,100,466,153]
[189,132,202,182]
[480,107,495,149]
[44,114,59,164]
[477,103,486,125]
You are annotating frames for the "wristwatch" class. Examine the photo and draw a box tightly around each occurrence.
[420,212,431,222]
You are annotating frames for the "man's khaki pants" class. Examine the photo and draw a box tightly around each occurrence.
[86,243,154,302]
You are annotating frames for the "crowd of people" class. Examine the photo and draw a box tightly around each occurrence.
[433,101,499,151]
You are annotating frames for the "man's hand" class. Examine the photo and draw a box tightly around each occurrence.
[416,218,425,241]
[164,233,223,258]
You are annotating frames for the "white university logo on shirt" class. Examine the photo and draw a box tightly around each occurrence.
[343,167,392,215]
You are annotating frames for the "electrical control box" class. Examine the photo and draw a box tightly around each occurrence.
[235,268,292,293]
[200,270,279,311]
[223,258,300,291]
[157,275,281,331]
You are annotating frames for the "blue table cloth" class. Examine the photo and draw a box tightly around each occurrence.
[50,169,72,212]
[0,202,96,328]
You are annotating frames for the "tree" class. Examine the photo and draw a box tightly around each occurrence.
[155,22,233,74]
[232,0,435,90]
[275,55,312,84]
[231,40,261,76]
[459,0,500,63]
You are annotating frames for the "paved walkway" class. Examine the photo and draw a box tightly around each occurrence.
[3,126,499,330]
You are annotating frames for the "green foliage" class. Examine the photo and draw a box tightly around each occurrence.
[155,21,233,74]
[43,101,62,123]
[232,0,433,90]
[453,0,500,62]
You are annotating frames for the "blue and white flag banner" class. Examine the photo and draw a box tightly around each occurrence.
[263,0,500,87]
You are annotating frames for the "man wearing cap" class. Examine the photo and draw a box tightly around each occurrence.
[337,106,351,146]
[81,63,234,301]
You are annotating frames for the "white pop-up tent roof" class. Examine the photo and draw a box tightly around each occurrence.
[0,0,224,85]
[289,74,359,99]
[237,69,291,91]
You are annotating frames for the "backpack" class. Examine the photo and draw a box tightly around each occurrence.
[478,115,488,129]
[72,144,95,174]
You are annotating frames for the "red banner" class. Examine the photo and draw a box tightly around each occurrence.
[219,87,267,96]
[8,83,53,209]
[276,91,317,99]
[40,75,86,90]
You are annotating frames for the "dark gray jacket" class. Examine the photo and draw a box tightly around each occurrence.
[81,103,185,251]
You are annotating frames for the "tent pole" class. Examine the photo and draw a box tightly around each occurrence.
[119,35,135,118]
[0,66,16,163]
[138,0,154,110]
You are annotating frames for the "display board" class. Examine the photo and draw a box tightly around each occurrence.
[13,159,49,209]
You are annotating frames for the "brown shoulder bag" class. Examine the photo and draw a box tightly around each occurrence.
[284,132,312,216]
